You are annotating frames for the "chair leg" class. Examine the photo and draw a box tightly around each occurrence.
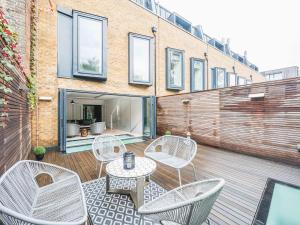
[98,162,103,178]
[206,218,211,225]
[191,162,197,181]
[178,169,182,186]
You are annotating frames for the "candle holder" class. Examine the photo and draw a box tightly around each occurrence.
[123,152,135,170]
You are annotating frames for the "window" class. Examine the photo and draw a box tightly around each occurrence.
[238,76,246,85]
[228,73,237,87]
[73,11,107,79]
[166,48,184,90]
[266,72,284,81]
[190,58,205,92]
[246,79,252,84]
[212,67,226,89]
[129,33,154,85]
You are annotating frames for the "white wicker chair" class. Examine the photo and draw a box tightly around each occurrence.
[92,135,127,178]
[0,160,87,225]
[138,178,225,225]
[144,135,198,186]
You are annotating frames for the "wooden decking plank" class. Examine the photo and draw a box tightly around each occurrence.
[29,141,300,225]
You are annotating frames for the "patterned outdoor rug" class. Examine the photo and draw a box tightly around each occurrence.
[82,177,167,225]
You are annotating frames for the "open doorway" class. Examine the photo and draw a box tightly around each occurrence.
[58,89,156,153]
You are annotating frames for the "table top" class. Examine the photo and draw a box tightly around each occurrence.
[106,157,156,178]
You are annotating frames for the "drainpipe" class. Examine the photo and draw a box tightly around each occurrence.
[152,26,157,97]
[204,52,209,89]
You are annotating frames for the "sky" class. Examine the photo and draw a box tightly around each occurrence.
[158,0,300,71]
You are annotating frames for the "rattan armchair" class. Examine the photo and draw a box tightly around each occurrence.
[0,160,87,225]
[92,135,127,178]
[145,135,198,186]
[138,178,225,225]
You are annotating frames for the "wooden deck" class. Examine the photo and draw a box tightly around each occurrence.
[29,140,300,225]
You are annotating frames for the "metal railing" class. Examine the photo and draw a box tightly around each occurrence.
[130,0,259,72]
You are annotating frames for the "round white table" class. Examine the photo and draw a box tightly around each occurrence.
[106,157,156,208]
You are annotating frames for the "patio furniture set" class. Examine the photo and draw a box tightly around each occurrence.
[67,122,106,137]
[0,135,225,225]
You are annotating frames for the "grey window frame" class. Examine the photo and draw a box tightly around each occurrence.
[190,58,205,92]
[128,33,154,85]
[57,7,73,78]
[212,67,226,89]
[73,11,107,80]
[227,72,237,87]
[238,76,246,85]
[166,47,185,91]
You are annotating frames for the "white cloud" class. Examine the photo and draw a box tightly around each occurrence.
[158,0,300,71]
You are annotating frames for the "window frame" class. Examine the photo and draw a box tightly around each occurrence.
[227,72,237,87]
[166,47,185,91]
[212,67,226,89]
[73,11,107,80]
[128,33,154,85]
[237,76,246,85]
[190,58,205,92]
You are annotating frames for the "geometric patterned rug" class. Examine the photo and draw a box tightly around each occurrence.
[82,177,167,225]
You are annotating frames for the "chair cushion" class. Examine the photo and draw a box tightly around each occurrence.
[32,175,85,223]
[146,152,188,169]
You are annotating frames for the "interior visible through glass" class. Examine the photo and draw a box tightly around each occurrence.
[194,60,204,90]
[78,16,102,74]
[217,68,225,88]
[133,37,150,82]
[170,52,182,87]
[229,73,236,86]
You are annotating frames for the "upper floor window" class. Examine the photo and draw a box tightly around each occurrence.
[212,67,226,89]
[57,7,108,79]
[190,58,205,92]
[166,48,184,90]
[266,72,283,81]
[129,33,154,85]
[228,73,237,87]
[73,11,107,79]
[238,76,246,85]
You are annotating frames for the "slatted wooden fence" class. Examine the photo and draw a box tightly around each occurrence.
[157,78,300,166]
[0,37,31,175]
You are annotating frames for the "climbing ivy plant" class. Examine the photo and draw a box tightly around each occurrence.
[28,0,38,110]
[0,8,19,127]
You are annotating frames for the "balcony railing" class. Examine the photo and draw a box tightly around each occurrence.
[130,0,259,72]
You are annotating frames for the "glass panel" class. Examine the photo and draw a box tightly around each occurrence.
[269,73,283,81]
[217,68,225,88]
[193,60,204,90]
[238,77,246,85]
[170,51,182,87]
[229,73,236,86]
[78,16,102,74]
[143,98,151,137]
[133,37,150,82]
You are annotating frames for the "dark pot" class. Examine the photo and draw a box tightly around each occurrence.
[35,154,44,161]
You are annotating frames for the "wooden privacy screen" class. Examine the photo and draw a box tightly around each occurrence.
[157,78,300,166]
[0,37,31,175]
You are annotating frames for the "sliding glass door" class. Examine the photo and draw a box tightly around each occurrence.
[58,89,67,152]
[143,96,156,138]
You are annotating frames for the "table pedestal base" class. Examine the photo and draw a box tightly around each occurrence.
[106,175,150,209]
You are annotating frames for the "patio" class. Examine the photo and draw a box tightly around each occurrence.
[28,140,300,225]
